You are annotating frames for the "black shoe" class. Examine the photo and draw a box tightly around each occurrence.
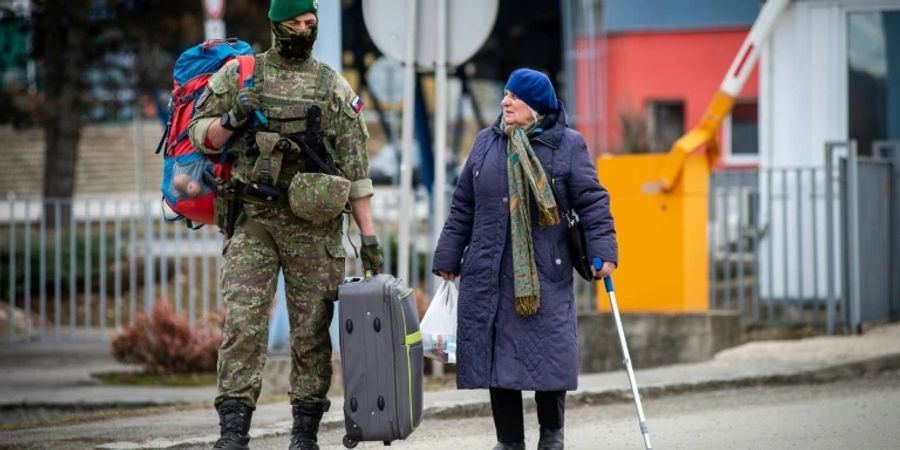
[537,427,564,450]
[289,401,324,450]
[491,442,526,450]
[212,399,253,450]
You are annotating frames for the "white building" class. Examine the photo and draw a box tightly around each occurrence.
[758,0,899,328]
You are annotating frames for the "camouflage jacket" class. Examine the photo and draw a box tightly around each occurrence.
[188,49,373,201]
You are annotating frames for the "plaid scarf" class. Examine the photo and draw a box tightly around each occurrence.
[502,120,559,317]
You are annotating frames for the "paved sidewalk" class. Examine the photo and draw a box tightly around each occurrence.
[2,322,899,449]
[0,342,215,408]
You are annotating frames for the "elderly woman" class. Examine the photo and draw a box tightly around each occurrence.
[432,68,618,450]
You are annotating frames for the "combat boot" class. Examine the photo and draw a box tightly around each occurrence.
[537,427,564,450]
[289,401,324,450]
[212,399,253,450]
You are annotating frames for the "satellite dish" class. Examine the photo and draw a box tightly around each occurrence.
[362,0,499,70]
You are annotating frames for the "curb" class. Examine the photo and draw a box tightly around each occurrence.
[0,401,188,411]
[568,354,900,408]
[426,354,900,420]
[95,354,900,449]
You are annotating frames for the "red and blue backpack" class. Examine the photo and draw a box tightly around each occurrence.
[157,39,261,227]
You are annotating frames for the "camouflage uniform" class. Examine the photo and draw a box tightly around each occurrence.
[188,49,373,410]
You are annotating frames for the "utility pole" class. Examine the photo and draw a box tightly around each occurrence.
[203,0,226,40]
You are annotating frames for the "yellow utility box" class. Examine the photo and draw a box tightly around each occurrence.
[596,151,710,312]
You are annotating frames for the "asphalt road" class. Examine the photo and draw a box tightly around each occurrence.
[3,370,898,449]
[245,370,900,450]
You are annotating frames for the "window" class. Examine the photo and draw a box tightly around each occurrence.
[730,101,759,156]
[646,100,684,152]
[848,10,900,156]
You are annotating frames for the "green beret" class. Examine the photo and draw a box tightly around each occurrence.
[269,0,318,22]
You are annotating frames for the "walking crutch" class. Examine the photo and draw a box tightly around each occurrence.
[593,258,653,450]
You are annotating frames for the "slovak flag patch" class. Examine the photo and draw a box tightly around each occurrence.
[350,95,364,113]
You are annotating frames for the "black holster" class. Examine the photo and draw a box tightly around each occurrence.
[205,170,242,239]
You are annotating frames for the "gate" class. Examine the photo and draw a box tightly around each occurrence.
[1,189,602,345]
[710,140,898,334]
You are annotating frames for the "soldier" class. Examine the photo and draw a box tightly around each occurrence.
[187,1,383,449]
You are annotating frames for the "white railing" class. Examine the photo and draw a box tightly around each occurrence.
[2,184,598,344]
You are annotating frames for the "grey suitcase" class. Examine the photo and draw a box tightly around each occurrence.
[338,274,423,448]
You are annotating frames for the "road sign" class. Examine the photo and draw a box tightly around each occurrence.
[362,0,498,70]
[364,0,498,285]
[367,57,405,104]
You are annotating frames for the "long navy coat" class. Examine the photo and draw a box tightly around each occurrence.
[432,110,617,391]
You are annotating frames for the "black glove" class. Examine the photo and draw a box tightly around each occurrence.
[360,235,384,275]
[224,87,261,129]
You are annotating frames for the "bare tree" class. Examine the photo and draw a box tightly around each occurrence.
[33,0,89,222]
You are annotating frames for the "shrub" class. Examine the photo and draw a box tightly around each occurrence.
[619,110,651,154]
[111,300,222,374]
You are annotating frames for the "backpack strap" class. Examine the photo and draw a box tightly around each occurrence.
[253,52,266,89]
[315,61,335,105]
[155,120,170,155]
[236,54,255,88]
[236,54,268,127]
[309,62,335,142]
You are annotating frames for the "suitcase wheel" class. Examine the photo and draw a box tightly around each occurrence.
[343,435,358,448]
[383,440,392,446]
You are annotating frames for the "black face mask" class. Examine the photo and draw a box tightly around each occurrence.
[272,22,317,61]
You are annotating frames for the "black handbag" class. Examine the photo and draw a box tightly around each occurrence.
[562,208,593,281]
[550,184,593,281]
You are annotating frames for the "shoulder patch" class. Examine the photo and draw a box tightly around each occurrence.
[350,95,364,113]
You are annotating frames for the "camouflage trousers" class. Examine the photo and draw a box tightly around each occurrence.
[216,203,345,410]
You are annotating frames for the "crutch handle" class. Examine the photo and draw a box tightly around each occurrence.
[591,257,615,292]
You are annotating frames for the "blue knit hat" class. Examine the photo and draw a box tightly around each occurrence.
[504,68,558,115]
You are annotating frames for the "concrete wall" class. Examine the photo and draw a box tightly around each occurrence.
[0,122,165,198]
[577,311,741,372]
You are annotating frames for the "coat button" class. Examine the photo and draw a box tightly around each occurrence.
[502,197,508,203]
[475,170,480,177]
[555,258,562,265]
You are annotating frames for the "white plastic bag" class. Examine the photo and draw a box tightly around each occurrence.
[420,280,458,364]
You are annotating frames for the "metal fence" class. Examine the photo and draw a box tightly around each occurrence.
[7,151,891,343]
[2,188,597,344]
[709,167,835,327]
[2,195,224,343]
[709,141,899,334]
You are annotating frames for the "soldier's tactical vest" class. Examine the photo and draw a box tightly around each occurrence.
[232,54,336,191]
[228,54,352,224]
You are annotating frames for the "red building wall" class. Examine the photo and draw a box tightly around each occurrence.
[576,28,758,153]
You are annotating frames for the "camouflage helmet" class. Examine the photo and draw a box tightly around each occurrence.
[288,172,351,223]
